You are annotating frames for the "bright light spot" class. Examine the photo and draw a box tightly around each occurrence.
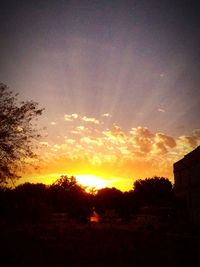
[90,210,100,223]
[76,174,108,190]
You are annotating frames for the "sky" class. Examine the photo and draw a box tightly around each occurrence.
[1,0,200,191]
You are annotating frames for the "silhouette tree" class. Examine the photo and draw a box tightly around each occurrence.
[119,190,139,221]
[133,176,174,206]
[51,175,77,191]
[49,175,92,222]
[95,187,123,215]
[14,183,48,222]
[0,83,44,185]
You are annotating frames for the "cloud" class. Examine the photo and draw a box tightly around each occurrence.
[152,133,176,155]
[156,133,176,148]
[64,115,73,121]
[176,129,200,151]
[64,113,78,121]
[129,127,154,153]
[178,135,197,148]
[193,129,200,138]
[71,126,88,135]
[130,126,154,138]
[103,126,126,144]
[102,113,111,117]
[71,113,78,119]
[50,121,56,125]
[80,136,103,147]
[77,126,86,131]
[90,155,102,165]
[51,144,62,152]
[154,141,168,154]
[119,146,130,156]
[64,138,76,144]
[158,108,165,113]
[28,123,200,188]
[82,116,99,124]
[71,130,79,135]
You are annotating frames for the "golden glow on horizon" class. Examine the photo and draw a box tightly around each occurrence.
[21,116,200,191]
[76,174,108,190]
[20,170,133,192]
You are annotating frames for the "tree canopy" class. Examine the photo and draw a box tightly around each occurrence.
[133,176,174,206]
[51,175,78,191]
[0,83,44,185]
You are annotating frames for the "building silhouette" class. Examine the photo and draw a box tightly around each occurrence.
[174,146,200,225]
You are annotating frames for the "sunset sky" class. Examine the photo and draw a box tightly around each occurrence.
[1,0,200,191]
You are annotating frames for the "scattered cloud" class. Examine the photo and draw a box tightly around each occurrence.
[51,144,61,152]
[80,136,103,147]
[155,133,176,148]
[129,127,154,153]
[82,116,99,124]
[64,113,78,121]
[64,138,76,144]
[77,126,86,131]
[72,113,78,119]
[193,129,200,138]
[158,108,165,113]
[176,129,200,151]
[70,125,90,135]
[31,122,200,187]
[130,126,154,139]
[178,135,198,148]
[102,113,111,117]
[64,115,73,121]
[71,130,79,135]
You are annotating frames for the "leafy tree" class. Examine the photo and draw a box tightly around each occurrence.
[14,183,48,222]
[133,176,174,206]
[49,175,91,221]
[95,187,123,215]
[51,175,78,191]
[0,83,44,185]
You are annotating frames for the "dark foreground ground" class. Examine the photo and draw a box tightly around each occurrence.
[0,221,200,267]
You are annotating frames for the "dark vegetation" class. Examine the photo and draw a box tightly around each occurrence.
[0,175,175,224]
[0,175,199,267]
[0,83,44,185]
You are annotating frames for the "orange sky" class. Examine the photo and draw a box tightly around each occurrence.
[20,113,200,191]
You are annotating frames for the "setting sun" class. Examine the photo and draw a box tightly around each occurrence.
[76,174,108,190]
